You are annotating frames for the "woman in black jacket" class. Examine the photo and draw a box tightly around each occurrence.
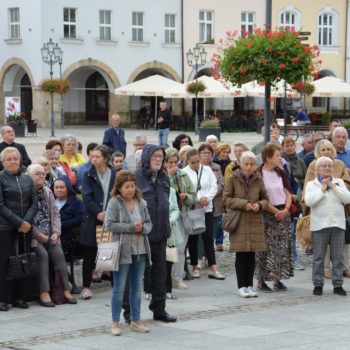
[0,147,37,311]
[80,145,116,300]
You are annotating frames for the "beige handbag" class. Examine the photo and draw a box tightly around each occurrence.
[166,247,179,263]
[222,210,241,233]
[95,226,122,272]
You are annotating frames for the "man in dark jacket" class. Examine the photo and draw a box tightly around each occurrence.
[102,114,127,156]
[157,102,171,147]
[135,144,176,322]
[0,125,31,171]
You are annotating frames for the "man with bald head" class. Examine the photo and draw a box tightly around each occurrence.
[0,125,31,171]
[102,114,127,156]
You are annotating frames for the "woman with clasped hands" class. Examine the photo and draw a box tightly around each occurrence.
[305,156,350,296]
[0,147,37,311]
[223,151,268,298]
[105,170,152,336]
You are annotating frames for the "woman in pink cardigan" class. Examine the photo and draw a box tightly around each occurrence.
[28,164,77,307]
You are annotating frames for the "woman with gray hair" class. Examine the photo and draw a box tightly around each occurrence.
[305,156,350,296]
[0,147,37,311]
[28,164,77,307]
[223,151,268,297]
[302,139,350,278]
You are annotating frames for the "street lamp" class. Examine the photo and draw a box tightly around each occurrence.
[41,38,61,136]
[56,45,65,129]
[186,44,207,134]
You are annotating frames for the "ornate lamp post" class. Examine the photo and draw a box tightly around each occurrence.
[186,44,207,134]
[41,38,61,136]
[56,45,65,129]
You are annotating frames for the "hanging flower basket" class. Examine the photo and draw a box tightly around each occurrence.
[211,28,321,88]
[186,81,206,94]
[294,82,315,96]
[39,79,70,94]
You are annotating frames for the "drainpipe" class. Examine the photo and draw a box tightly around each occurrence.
[345,0,349,112]
[181,0,185,118]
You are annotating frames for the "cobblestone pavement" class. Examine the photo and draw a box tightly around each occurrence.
[2,127,350,349]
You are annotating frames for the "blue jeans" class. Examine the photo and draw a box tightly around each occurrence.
[158,128,169,147]
[214,215,224,246]
[111,254,146,322]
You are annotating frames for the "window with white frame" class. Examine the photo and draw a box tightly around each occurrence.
[165,14,176,43]
[318,12,334,46]
[280,11,296,31]
[241,12,254,36]
[99,10,111,40]
[8,7,20,39]
[63,8,77,39]
[132,12,143,42]
[199,10,213,43]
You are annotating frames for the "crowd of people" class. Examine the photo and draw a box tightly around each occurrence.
[1,113,350,336]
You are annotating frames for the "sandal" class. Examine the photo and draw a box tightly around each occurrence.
[273,281,287,291]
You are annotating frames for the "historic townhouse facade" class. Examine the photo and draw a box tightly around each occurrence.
[0,0,182,126]
[272,0,348,111]
[0,1,349,127]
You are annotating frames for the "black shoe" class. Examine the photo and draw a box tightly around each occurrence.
[153,311,177,323]
[65,297,77,305]
[313,286,323,296]
[38,299,55,307]
[12,300,29,309]
[123,311,131,324]
[333,286,347,296]
[258,282,272,293]
[273,281,287,291]
[0,302,9,312]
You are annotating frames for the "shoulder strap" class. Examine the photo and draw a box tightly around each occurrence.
[196,165,203,193]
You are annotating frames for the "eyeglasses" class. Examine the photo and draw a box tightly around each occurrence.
[319,164,333,168]
[151,155,164,159]
[200,152,212,156]
[33,172,46,176]
[4,130,14,134]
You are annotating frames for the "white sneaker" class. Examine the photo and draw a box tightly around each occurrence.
[144,293,152,300]
[247,286,258,297]
[173,280,188,289]
[192,270,200,278]
[238,287,250,298]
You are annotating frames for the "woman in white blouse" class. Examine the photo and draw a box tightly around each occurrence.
[183,149,225,280]
[305,156,350,296]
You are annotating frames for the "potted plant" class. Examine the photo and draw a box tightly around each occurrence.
[39,79,70,94]
[6,112,27,137]
[186,81,206,95]
[254,110,265,133]
[342,119,350,137]
[198,118,221,141]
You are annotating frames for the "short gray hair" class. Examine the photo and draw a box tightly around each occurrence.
[0,147,20,162]
[134,134,147,144]
[240,151,257,163]
[315,156,333,171]
[206,135,218,142]
[27,164,44,176]
[314,139,336,159]
[301,133,313,144]
[332,126,348,140]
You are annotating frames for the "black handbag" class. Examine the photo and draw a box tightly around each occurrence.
[6,234,38,281]
[345,217,350,245]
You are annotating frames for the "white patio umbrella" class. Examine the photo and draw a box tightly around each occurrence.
[311,76,350,97]
[242,80,299,98]
[114,74,184,96]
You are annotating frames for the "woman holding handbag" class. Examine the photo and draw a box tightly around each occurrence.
[165,147,196,289]
[222,151,268,297]
[105,170,152,336]
[80,145,117,300]
[0,147,37,311]
[183,149,224,280]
